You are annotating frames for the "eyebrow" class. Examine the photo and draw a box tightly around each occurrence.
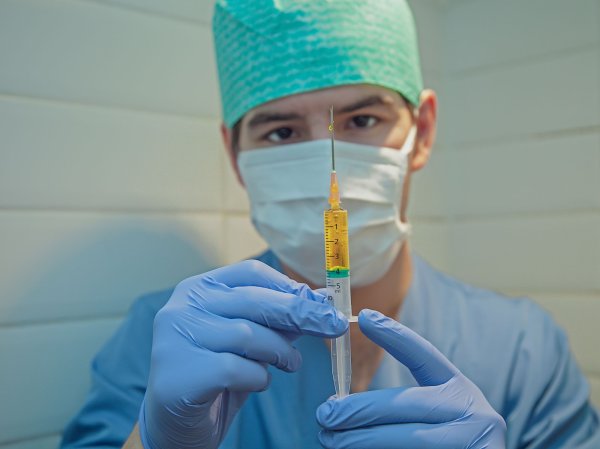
[338,95,393,114]
[247,112,302,129]
[245,94,394,129]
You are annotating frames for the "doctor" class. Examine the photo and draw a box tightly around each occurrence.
[61,1,600,448]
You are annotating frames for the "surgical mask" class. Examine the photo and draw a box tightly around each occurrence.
[237,127,416,287]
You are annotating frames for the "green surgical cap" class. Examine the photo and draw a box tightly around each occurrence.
[213,0,423,128]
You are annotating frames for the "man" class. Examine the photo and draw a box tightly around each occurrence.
[60,1,600,448]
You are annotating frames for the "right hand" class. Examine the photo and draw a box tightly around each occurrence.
[138,260,348,449]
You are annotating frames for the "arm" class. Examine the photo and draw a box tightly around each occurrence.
[59,291,169,449]
[512,304,600,449]
[62,261,345,449]
[137,260,347,449]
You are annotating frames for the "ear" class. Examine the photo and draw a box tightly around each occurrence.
[410,89,437,172]
[220,122,245,187]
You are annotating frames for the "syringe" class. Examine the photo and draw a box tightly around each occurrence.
[324,106,357,398]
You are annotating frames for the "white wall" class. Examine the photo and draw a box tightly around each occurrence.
[437,0,600,408]
[0,1,233,447]
[0,1,598,448]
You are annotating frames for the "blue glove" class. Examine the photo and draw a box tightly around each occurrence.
[139,260,348,449]
[316,309,506,449]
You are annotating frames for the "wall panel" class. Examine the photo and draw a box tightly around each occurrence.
[0,211,222,325]
[0,0,219,117]
[0,319,123,443]
[0,97,223,212]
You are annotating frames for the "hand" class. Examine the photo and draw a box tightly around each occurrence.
[316,309,506,449]
[139,260,348,449]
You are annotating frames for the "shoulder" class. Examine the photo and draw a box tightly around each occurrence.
[91,287,174,379]
[411,255,600,449]
[411,254,571,408]
[418,251,565,356]
[412,253,554,337]
[127,287,174,322]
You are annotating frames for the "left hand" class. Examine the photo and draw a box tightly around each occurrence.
[316,309,506,449]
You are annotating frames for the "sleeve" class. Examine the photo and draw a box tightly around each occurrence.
[59,289,171,449]
[506,300,600,449]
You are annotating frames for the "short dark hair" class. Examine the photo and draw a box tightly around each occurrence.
[231,118,242,156]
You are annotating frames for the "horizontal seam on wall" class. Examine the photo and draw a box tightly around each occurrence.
[445,125,600,150]
[0,314,125,330]
[446,43,600,78]
[0,207,231,216]
[448,210,600,222]
[0,92,220,123]
[0,431,61,447]
[71,0,211,28]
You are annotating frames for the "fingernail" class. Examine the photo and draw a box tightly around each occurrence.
[315,287,328,297]
[261,372,272,392]
[359,308,378,320]
[369,309,389,320]
[313,287,328,303]
[316,401,334,425]
[291,349,303,371]
[335,311,349,331]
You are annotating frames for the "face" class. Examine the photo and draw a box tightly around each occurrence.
[221,83,437,219]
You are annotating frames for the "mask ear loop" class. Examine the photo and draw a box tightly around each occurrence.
[397,109,419,231]
[398,126,418,158]
[398,105,419,158]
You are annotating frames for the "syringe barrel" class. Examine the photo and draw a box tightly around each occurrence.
[324,206,353,398]
[326,274,352,317]
[331,331,351,398]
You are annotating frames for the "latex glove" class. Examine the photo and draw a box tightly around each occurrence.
[316,309,506,449]
[139,260,348,449]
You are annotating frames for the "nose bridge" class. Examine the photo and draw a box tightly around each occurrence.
[307,113,332,141]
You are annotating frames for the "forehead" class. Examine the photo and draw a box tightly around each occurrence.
[241,84,407,125]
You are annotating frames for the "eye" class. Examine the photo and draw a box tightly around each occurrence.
[266,127,294,143]
[349,115,378,129]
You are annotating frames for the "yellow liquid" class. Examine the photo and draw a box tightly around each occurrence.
[324,208,350,272]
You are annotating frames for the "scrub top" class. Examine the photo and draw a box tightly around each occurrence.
[60,251,600,449]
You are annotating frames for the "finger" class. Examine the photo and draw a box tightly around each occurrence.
[213,352,271,393]
[319,422,466,449]
[358,309,458,386]
[189,316,302,372]
[316,381,464,430]
[148,349,271,405]
[206,284,348,337]
[199,259,323,302]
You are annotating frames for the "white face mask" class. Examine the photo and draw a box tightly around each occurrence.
[237,127,416,287]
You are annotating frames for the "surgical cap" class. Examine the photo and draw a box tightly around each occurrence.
[213,0,424,128]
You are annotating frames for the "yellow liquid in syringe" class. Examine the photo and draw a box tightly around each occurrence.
[324,206,350,275]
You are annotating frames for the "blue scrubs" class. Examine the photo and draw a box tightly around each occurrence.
[60,251,600,448]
